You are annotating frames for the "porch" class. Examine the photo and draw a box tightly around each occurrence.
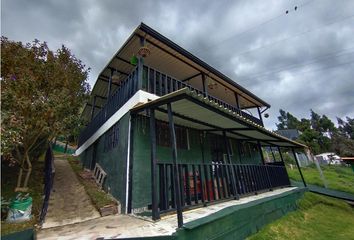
[130,88,306,227]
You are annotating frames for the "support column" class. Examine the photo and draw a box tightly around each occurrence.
[234,92,240,109]
[137,36,145,90]
[237,140,243,164]
[107,69,113,98]
[202,73,208,97]
[259,141,272,190]
[149,108,160,220]
[270,146,276,162]
[257,107,264,126]
[277,146,284,164]
[292,148,307,187]
[223,131,239,200]
[90,95,97,121]
[167,103,183,228]
[257,141,265,165]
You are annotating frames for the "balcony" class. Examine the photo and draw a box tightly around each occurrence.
[78,65,263,147]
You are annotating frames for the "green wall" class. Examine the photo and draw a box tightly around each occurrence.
[174,188,306,240]
[80,113,130,212]
[79,113,264,212]
[131,115,262,210]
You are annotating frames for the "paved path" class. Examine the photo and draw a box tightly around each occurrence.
[40,156,100,229]
[37,187,297,240]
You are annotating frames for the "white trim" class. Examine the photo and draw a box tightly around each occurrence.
[75,90,159,156]
[125,115,131,214]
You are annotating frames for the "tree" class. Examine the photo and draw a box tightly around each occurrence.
[1,37,90,191]
[331,132,354,156]
[337,117,354,140]
[276,109,300,130]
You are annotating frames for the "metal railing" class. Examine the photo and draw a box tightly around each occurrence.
[78,67,139,146]
[156,162,290,214]
[79,65,263,147]
[39,145,55,225]
[143,66,263,126]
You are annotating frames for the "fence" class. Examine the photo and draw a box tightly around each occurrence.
[156,162,290,214]
[39,145,55,225]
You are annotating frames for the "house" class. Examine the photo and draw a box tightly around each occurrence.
[315,152,342,165]
[76,23,306,227]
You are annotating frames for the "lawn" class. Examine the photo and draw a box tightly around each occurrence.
[67,156,116,209]
[287,164,354,195]
[248,192,354,240]
[1,159,45,236]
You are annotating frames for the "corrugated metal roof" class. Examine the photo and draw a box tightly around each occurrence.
[131,88,306,148]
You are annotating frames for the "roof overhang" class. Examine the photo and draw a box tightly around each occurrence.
[82,22,271,122]
[131,88,306,148]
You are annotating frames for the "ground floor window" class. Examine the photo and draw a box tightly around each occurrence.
[156,120,188,149]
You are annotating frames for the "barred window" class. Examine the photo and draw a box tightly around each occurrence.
[156,121,188,149]
[104,123,119,152]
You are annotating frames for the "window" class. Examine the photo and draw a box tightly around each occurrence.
[104,123,119,152]
[156,121,188,149]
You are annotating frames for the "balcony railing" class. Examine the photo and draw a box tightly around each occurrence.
[78,66,139,146]
[79,65,263,147]
[156,162,290,214]
[142,66,263,126]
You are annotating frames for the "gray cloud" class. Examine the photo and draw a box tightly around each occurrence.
[2,0,353,129]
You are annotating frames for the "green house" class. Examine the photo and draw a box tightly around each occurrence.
[76,23,306,226]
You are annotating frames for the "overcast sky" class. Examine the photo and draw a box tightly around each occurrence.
[2,0,354,129]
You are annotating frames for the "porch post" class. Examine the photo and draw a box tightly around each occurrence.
[202,73,208,97]
[257,107,264,126]
[291,148,307,187]
[223,131,239,200]
[149,108,160,220]
[234,92,240,109]
[277,146,284,164]
[107,68,113,98]
[137,36,145,90]
[237,140,243,164]
[270,146,276,162]
[90,95,97,121]
[259,141,272,190]
[257,141,265,165]
[167,103,183,228]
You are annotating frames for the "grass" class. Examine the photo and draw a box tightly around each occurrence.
[67,155,116,209]
[287,164,354,195]
[248,192,354,240]
[1,159,45,236]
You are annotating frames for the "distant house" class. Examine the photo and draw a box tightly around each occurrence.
[315,152,342,165]
[75,23,306,226]
[341,157,354,172]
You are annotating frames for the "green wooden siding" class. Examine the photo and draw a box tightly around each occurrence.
[80,113,130,212]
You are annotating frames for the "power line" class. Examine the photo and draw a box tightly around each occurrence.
[243,47,354,79]
[232,13,354,58]
[242,59,354,81]
[206,0,316,50]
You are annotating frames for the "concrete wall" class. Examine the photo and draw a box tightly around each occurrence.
[174,188,306,240]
